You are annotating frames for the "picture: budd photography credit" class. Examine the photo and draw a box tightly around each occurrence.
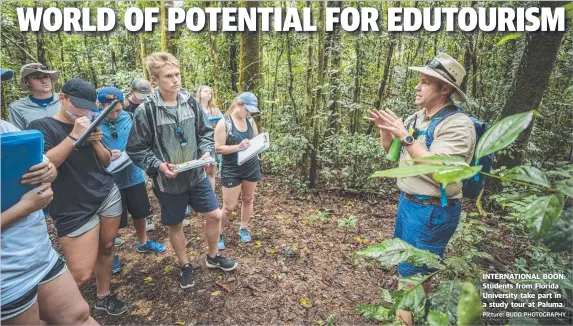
[0,1,571,325]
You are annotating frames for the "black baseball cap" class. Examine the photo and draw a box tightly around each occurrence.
[61,78,97,110]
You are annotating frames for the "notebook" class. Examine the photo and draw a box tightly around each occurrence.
[237,132,270,166]
[106,152,132,173]
[172,157,216,173]
[1,130,44,212]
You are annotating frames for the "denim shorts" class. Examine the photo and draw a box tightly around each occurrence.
[155,177,219,226]
[393,192,461,277]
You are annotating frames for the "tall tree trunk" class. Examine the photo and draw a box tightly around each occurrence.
[160,1,171,52]
[309,1,326,188]
[139,34,149,80]
[367,37,395,135]
[301,25,315,180]
[83,37,98,87]
[286,32,297,123]
[327,0,342,136]
[105,34,117,75]
[496,2,564,169]
[238,0,261,91]
[35,32,46,64]
[351,38,362,134]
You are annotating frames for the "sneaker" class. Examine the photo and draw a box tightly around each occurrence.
[239,227,252,243]
[179,263,197,289]
[94,293,128,316]
[137,239,166,253]
[185,205,192,216]
[206,253,237,272]
[182,219,191,227]
[145,216,156,231]
[218,234,225,250]
[112,254,121,274]
[114,237,125,247]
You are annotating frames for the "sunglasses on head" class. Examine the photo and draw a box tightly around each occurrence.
[425,58,455,83]
[27,64,49,70]
[175,127,187,147]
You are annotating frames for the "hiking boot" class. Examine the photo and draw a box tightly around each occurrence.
[114,237,125,247]
[137,239,166,253]
[218,234,225,250]
[145,216,156,231]
[206,253,237,272]
[112,254,121,274]
[94,293,128,316]
[239,227,252,243]
[179,263,197,289]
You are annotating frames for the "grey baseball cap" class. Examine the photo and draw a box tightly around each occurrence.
[238,92,259,113]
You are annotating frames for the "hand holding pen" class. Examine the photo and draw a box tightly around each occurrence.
[160,159,178,179]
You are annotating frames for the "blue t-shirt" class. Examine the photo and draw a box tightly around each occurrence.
[28,95,53,108]
[99,111,145,189]
[0,120,59,305]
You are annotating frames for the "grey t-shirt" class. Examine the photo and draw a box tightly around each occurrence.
[9,94,61,130]
[28,117,114,236]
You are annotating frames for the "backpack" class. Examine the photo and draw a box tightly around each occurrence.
[424,105,493,202]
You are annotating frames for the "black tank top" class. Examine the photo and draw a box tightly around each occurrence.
[221,116,260,178]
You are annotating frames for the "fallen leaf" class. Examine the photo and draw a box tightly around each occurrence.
[266,248,276,254]
[195,237,201,240]
[144,276,152,282]
[254,241,262,248]
[262,227,268,233]
[232,211,237,216]
[300,298,312,308]
[211,290,221,296]
[216,281,233,292]
[175,322,185,325]
[164,265,174,273]
[275,215,283,220]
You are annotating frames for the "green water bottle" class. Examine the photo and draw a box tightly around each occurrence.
[386,137,402,162]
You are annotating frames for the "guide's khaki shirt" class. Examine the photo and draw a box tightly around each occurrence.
[397,102,476,199]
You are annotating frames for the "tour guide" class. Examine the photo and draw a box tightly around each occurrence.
[367,53,476,324]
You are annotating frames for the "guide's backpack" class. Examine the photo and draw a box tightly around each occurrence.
[425,105,493,200]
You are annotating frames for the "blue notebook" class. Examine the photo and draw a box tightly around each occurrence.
[1,130,44,212]
[208,116,222,124]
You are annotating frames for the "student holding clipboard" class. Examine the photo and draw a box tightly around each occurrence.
[28,78,128,316]
[214,92,262,249]
[1,69,98,325]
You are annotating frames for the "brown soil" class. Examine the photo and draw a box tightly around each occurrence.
[48,175,401,325]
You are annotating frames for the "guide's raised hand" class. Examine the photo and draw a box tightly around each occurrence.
[365,109,386,129]
[377,109,408,139]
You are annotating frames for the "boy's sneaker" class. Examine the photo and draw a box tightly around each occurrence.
[137,240,166,253]
[206,253,237,272]
[185,205,192,216]
[112,254,121,274]
[218,234,225,250]
[145,216,156,231]
[114,237,125,247]
[179,263,197,289]
[239,227,252,243]
[94,293,128,316]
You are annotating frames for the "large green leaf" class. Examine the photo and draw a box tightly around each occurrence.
[432,166,482,185]
[428,311,450,326]
[475,111,534,160]
[456,283,484,326]
[357,239,443,269]
[407,251,445,270]
[356,304,391,321]
[497,32,524,46]
[555,178,573,197]
[398,273,433,287]
[504,166,551,187]
[429,280,462,323]
[370,165,449,178]
[525,194,565,237]
[407,155,468,166]
[392,284,426,316]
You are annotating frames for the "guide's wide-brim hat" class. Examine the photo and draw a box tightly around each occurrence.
[20,63,60,90]
[408,53,467,102]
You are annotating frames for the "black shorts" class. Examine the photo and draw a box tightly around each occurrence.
[1,256,67,320]
[221,169,261,188]
[155,177,219,226]
[119,182,153,229]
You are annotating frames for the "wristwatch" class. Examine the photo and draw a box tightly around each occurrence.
[401,135,415,146]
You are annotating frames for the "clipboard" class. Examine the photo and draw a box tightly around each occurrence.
[73,99,119,149]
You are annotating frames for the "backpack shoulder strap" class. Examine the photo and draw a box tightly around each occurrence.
[425,105,463,149]
[224,115,233,140]
[143,99,166,162]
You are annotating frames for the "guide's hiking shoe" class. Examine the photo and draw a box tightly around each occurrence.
[94,293,128,316]
[179,263,197,289]
[137,239,166,253]
[218,234,225,250]
[239,227,251,243]
[145,216,156,231]
[112,254,121,274]
[206,253,237,272]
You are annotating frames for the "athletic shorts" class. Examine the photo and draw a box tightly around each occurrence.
[221,169,261,188]
[155,177,219,226]
[67,184,122,238]
[0,256,67,320]
[119,182,153,229]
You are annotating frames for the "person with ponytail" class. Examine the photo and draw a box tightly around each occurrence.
[214,92,261,249]
[195,85,223,190]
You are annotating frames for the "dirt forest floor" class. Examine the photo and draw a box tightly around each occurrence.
[48,174,403,325]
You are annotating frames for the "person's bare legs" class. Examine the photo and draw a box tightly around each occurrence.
[133,218,148,244]
[95,215,120,297]
[38,268,99,325]
[239,181,257,228]
[168,223,190,266]
[204,208,222,258]
[221,184,241,232]
[59,225,100,288]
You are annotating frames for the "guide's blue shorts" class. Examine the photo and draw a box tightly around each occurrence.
[393,192,461,277]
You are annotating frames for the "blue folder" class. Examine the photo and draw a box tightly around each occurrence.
[1,130,44,212]
[208,116,222,124]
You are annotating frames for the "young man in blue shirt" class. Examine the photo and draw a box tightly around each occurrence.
[97,87,166,273]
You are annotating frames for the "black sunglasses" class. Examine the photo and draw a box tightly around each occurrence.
[175,127,187,147]
[425,58,456,83]
[107,122,118,139]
